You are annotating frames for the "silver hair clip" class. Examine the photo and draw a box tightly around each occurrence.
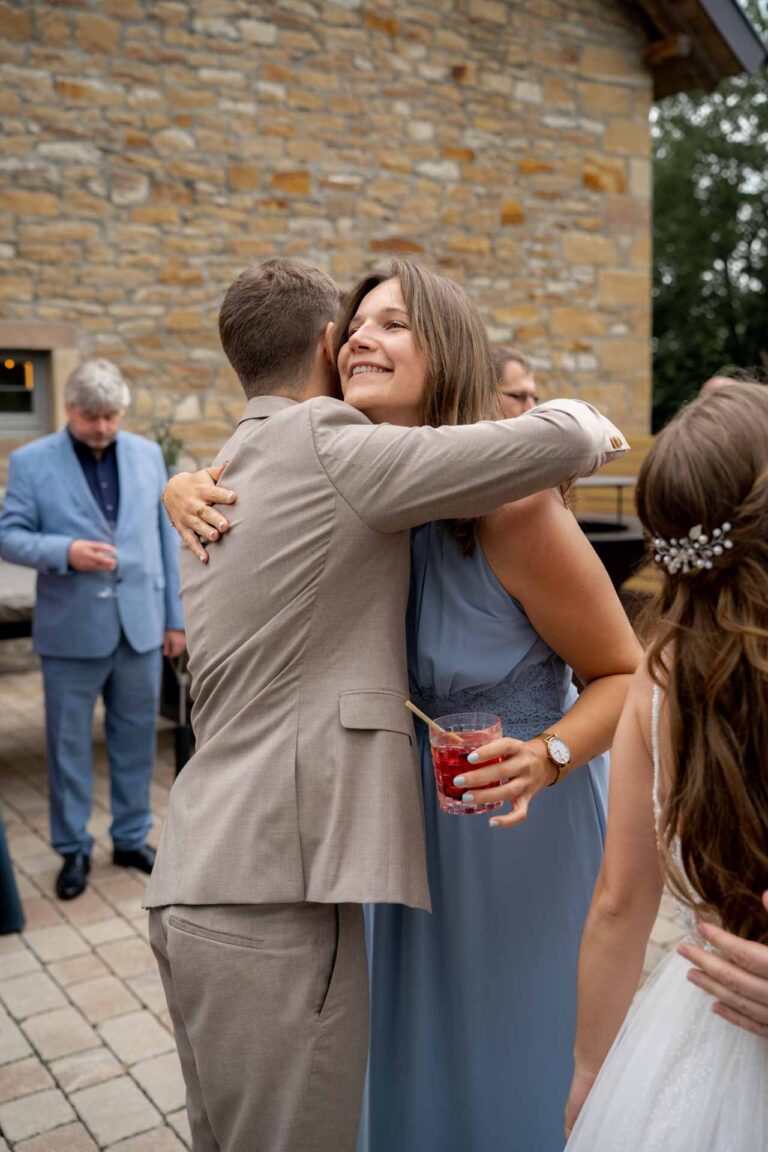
[653,522,734,575]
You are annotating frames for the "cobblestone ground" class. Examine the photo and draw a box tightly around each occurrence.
[0,667,187,1151]
[0,666,684,1150]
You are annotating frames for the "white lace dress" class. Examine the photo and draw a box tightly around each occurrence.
[566,685,768,1151]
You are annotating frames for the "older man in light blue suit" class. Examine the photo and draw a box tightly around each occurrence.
[0,359,185,899]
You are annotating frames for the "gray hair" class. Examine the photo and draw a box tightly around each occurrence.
[65,359,131,413]
[493,345,533,384]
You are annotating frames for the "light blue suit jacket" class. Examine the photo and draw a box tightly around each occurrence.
[0,427,183,657]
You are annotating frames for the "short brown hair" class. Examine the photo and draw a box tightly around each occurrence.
[219,259,340,398]
[493,345,533,385]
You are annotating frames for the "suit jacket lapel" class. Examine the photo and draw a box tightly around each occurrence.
[60,428,111,534]
[114,432,130,538]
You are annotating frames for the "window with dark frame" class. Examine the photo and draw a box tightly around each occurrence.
[1,357,35,415]
[0,350,50,435]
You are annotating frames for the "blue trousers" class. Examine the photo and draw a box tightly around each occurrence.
[41,637,162,857]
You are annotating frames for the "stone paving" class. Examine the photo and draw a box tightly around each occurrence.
[0,664,684,1150]
[0,666,187,1151]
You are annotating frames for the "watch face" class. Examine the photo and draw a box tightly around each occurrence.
[549,737,570,766]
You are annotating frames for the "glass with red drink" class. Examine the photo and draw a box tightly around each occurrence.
[429,712,503,815]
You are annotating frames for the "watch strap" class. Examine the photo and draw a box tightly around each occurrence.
[536,731,563,787]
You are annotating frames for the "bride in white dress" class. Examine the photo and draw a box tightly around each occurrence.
[565,381,768,1151]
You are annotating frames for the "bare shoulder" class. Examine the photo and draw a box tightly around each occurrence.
[626,655,657,752]
[483,489,566,547]
[627,655,655,705]
[479,485,641,675]
[479,489,581,602]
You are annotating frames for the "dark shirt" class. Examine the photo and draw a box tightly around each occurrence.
[68,431,120,528]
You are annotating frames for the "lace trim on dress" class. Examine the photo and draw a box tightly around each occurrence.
[410,656,567,742]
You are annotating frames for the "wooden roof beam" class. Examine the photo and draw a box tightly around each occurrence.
[643,34,693,67]
[631,0,767,97]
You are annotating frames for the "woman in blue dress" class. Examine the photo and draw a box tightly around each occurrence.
[168,259,642,1150]
[330,263,642,1152]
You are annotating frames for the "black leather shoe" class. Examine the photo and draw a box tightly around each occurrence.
[112,844,156,874]
[56,852,90,901]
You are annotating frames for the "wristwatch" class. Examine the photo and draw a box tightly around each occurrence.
[536,731,571,787]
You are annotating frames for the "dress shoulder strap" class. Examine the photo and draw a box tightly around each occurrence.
[651,682,663,833]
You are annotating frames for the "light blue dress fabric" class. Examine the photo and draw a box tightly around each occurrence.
[359,522,609,1152]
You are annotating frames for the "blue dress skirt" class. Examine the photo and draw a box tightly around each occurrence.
[358,523,608,1152]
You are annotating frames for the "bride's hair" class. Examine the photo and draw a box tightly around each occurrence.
[637,382,768,942]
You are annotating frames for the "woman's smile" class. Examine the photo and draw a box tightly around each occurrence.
[349,363,392,377]
[337,277,426,427]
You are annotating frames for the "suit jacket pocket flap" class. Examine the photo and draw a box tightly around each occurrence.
[339,691,412,737]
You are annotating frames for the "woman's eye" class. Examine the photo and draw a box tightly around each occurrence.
[385,320,408,330]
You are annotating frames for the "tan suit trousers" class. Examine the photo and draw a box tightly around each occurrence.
[149,902,368,1152]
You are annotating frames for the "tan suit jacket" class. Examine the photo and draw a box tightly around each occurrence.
[145,396,627,912]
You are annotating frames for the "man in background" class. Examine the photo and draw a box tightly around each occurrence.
[0,359,184,900]
[494,345,539,417]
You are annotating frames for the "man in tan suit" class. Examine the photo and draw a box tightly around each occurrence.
[145,259,628,1151]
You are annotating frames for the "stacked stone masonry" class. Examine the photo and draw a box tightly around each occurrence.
[0,0,653,482]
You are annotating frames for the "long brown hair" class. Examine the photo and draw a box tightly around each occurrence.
[637,383,768,942]
[332,259,502,549]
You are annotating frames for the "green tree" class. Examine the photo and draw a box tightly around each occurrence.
[652,0,768,430]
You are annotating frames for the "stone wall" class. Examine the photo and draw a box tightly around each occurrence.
[0,0,652,482]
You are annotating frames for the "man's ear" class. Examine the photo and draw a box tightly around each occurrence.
[320,322,343,400]
[323,321,335,363]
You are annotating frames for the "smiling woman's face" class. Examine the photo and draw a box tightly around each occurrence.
[337,278,427,427]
